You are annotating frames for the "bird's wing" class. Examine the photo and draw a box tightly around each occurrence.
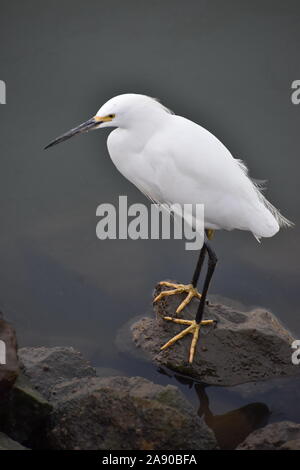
[145,115,292,237]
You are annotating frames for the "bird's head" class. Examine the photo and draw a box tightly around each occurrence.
[44,93,172,149]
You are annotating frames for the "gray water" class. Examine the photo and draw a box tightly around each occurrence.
[0,0,299,448]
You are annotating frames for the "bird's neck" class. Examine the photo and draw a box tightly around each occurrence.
[125,110,170,141]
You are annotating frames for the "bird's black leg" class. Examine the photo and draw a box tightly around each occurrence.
[160,239,218,363]
[157,232,217,362]
[191,243,207,288]
[154,236,207,314]
[191,228,215,287]
[195,241,218,324]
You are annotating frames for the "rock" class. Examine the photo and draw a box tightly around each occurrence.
[19,346,96,400]
[280,438,300,450]
[0,312,19,398]
[0,321,51,445]
[95,366,125,378]
[0,373,52,444]
[129,284,297,386]
[0,432,28,450]
[237,421,300,450]
[115,315,149,362]
[46,376,218,450]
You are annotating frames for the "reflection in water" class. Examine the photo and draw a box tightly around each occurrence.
[195,384,270,450]
[161,371,270,449]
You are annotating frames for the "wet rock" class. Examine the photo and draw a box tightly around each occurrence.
[237,421,300,450]
[128,285,297,386]
[0,312,19,398]
[0,320,51,445]
[115,315,148,362]
[0,373,52,444]
[19,346,96,400]
[18,346,215,450]
[95,366,125,378]
[46,376,218,450]
[280,438,300,450]
[0,432,28,450]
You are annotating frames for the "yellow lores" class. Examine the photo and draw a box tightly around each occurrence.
[94,114,115,122]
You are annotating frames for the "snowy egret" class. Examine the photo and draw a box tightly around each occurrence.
[45,93,293,363]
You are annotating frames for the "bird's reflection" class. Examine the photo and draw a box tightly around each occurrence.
[195,384,270,449]
[159,369,270,449]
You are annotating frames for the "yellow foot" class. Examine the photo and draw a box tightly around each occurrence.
[160,317,215,363]
[154,281,201,314]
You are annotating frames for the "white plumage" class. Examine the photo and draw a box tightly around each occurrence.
[97,93,292,240]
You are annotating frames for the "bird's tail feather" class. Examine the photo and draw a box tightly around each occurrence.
[236,159,294,230]
[254,186,294,229]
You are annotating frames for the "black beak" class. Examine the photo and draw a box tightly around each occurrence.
[44,117,100,150]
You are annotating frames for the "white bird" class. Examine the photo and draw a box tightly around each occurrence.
[45,93,293,363]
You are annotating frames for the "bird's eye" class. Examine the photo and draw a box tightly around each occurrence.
[108,114,115,119]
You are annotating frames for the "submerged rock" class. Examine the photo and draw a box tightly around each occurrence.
[45,375,218,450]
[237,421,300,450]
[0,313,19,398]
[129,284,298,386]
